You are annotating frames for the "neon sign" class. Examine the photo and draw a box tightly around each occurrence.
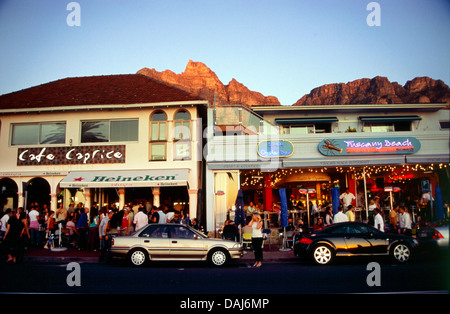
[318,137,420,156]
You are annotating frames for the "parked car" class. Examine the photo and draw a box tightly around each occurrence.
[293,222,419,265]
[417,218,449,251]
[110,223,243,267]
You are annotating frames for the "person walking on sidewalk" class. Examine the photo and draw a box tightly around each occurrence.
[248,213,264,268]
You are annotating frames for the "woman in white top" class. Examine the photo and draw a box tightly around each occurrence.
[248,214,263,267]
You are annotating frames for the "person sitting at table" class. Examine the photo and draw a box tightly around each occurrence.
[246,202,257,218]
[313,217,324,231]
[221,220,239,241]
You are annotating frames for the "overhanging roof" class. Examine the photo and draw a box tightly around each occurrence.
[59,169,188,188]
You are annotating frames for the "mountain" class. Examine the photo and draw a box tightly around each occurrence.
[294,76,450,106]
[138,60,450,107]
[137,60,281,107]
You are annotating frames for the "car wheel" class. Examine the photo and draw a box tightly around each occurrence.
[129,249,148,267]
[208,249,229,267]
[312,244,334,265]
[391,243,411,263]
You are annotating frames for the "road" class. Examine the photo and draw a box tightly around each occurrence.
[1,253,448,297]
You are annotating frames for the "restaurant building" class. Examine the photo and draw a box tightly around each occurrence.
[205,103,450,233]
[0,74,208,220]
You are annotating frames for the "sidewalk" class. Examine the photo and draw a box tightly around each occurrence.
[23,245,298,264]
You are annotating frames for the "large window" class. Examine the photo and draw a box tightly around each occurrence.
[81,119,138,143]
[173,110,191,160]
[150,111,167,161]
[11,122,66,145]
[281,123,332,134]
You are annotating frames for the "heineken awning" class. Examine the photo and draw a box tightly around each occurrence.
[59,169,188,188]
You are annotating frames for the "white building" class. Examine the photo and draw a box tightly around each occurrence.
[0,74,208,220]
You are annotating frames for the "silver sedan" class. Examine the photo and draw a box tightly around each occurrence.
[110,223,243,266]
[417,218,449,251]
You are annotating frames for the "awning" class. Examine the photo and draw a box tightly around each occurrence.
[405,154,450,164]
[359,115,422,122]
[59,169,188,188]
[275,117,338,124]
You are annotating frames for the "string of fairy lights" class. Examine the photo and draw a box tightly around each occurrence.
[240,163,449,188]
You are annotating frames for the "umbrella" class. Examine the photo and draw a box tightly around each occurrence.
[331,187,340,215]
[279,188,291,251]
[434,184,444,221]
[234,189,246,227]
[279,188,289,228]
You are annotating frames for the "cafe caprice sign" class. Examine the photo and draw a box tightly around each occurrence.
[17,145,125,166]
[318,137,421,156]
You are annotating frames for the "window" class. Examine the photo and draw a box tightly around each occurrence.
[150,111,167,161]
[140,225,169,238]
[173,110,191,140]
[440,121,450,130]
[363,121,411,132]
[81,119,138,143]
[11,122,66,145]
[173,110,191,160]
[170,225,197,239]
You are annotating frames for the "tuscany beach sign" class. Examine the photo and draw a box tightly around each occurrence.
[318,137,421,156]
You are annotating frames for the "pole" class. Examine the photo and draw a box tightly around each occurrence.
[363,168,368,222]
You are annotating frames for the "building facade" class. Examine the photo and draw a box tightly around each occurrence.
[0,75,208,220]
[205,103,450,232]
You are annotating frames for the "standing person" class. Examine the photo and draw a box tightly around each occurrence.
[44,211,56,249]
[28,206,40,247]
[346,205,355,222]
[55,203,67,226]
[17,212,30,263]
[389,204,400,232]
[373,207,385,232]
[98,210,112,262]
[399,206,412,236]
[133,206,148,231]
[324,206,333,225]
[333,205,348,223]
[76,207,89,250]
[340,188,356,209]
[121,207,131,236]
[157,206,167,224]
[248,214,263,268]
[0,208,11,239]
[87,207,99,251]
[3,210,24,263]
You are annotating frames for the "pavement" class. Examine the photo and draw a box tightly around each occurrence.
[22,244,298,264]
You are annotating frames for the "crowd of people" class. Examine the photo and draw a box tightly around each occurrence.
[0,200,203,263]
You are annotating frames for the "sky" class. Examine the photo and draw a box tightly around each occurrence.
[0,0,449,106]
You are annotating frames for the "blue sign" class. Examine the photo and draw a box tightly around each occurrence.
[257,140,294,158]
[318,137,421,156]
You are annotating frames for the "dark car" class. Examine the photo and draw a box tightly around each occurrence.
[293,222,419,265]
[417,218,449,251]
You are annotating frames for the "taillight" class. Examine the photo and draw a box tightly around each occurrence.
[299,237,313,245]
[432,230,444,239]
[111,238,115,245]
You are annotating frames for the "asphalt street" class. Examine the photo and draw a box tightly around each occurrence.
[1,254,448,295]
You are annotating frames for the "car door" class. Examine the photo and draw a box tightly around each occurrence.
[343,224,376,255]
[363,225,389,254]
[169,225,206,260]
[138,225,171,260]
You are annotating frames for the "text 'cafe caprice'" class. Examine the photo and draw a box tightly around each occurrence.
[205,103,449,239]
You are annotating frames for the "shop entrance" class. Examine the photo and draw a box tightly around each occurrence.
[26,177,51,208]
[0,178,18,210]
